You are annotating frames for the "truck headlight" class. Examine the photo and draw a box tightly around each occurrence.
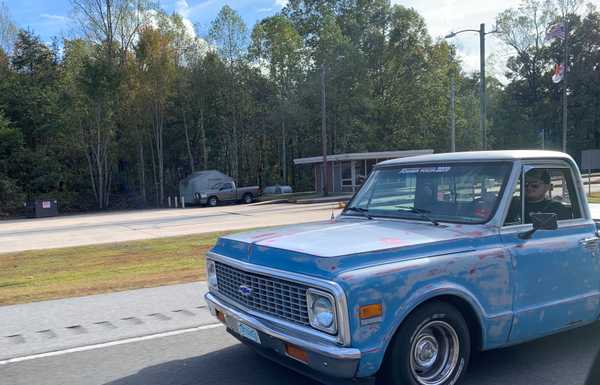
[307,289,337,334]
[206,260,218,290]
[200,193,208,199]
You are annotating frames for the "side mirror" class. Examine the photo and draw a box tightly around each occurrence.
[519,212,558,239]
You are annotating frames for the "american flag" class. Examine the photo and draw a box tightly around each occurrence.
[552,63,565,83]
[545,23,566,41]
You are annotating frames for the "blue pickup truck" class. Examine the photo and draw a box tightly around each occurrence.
[205,150,600,385]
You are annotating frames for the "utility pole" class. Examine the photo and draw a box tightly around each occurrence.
[321,63,328,196]
[562,13,569,152]
[445,24,499,151]
[450,77,456,152]
[541,128,545,149]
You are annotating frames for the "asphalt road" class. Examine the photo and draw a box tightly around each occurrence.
[0,202,342,253]
[2,321,599,385]
[3,202,600,254]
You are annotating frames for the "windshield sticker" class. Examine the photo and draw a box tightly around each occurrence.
[399,167,451,174]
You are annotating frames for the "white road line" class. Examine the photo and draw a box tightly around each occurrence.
[0,323,224,365]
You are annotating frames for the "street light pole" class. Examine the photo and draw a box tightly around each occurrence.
[445,24,498,151]
[479,23,486,150]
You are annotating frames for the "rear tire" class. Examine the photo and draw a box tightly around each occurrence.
[207,196,218,207]
[380,301,471,385]
[243,193,253,204]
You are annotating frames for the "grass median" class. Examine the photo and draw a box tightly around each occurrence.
[0,231,236,306]
[589,193,600,204]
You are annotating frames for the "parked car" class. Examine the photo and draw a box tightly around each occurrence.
[263,185,293,195]
[195,181,260,207]
[204,150,600,385]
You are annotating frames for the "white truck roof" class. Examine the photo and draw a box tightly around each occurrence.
[378,150,574,167]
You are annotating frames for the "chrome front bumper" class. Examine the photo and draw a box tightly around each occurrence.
[205,292,362,379]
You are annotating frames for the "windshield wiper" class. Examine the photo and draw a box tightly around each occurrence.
[397,207,440,226]
[344,207,372,220]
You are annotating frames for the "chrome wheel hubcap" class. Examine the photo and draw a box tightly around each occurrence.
[415,334,438,368]
[409,320,460,385]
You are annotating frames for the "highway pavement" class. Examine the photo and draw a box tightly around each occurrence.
[2,202,600,384]
[1,282,599,385]
[1,314,598,385]
[2,202,600,254]
[0,202,342,253]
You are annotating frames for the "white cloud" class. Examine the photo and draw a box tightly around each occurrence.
[274,0,288,7]
[173,0,197,37]
[258,8,274,13]
[185,0,217,18]
[40,14,72,23]
[175,0,191,13]
[393,0,522,76]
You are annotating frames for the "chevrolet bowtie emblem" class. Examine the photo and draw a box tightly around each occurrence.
[239,285,252,297]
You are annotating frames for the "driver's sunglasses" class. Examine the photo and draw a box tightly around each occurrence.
[525,182,543,189]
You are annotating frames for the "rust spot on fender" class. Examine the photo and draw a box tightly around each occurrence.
[478,250,504,260]
[465,231,484,237]
[379,237,405,245]
[251,232,279,240]
[426,268,444,277]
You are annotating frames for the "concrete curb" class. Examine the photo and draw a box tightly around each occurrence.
[293,195,352,204]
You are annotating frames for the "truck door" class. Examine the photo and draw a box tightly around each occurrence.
[219,182,236,201]
[501,163,600,343]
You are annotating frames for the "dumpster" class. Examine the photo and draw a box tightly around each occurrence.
[27,199,58,218]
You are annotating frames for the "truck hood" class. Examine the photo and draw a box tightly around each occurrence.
[210,217,492,279]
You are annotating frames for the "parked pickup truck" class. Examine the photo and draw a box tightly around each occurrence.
[195,181,260,207]
[205,150,600,385]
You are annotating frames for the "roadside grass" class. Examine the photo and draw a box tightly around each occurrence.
[258,191,319,202]
[589,192,600,204]
[0,231,234,306]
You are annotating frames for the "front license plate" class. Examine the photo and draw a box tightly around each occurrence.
[238,322,261,344]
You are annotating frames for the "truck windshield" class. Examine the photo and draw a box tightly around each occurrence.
[344,162,513,224]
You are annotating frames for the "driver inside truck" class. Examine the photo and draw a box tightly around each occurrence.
[506,169,572,224]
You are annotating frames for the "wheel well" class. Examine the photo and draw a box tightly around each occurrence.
[384,295,483,359]
[432,295,483,352]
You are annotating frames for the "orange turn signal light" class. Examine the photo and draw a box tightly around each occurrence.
[359,304,383,319]
[285,343,309,364]
[216,310,226,323]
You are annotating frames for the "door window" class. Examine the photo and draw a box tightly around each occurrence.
[504,167,582,225]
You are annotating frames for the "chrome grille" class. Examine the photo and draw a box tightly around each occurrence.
[215,262,310,326]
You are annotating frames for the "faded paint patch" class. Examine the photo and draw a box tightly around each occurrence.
[251,232,279,240]
[379,237,405,245]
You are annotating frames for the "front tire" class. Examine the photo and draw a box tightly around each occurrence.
[207,196,218,207]
[380,301,470,385]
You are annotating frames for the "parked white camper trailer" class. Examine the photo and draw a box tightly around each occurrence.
[179,170,233,205]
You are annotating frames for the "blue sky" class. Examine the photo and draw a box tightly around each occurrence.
[4,0,571,75]
[3,0,284,41]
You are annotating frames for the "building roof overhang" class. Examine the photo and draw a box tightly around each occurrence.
[293,149,434,165]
